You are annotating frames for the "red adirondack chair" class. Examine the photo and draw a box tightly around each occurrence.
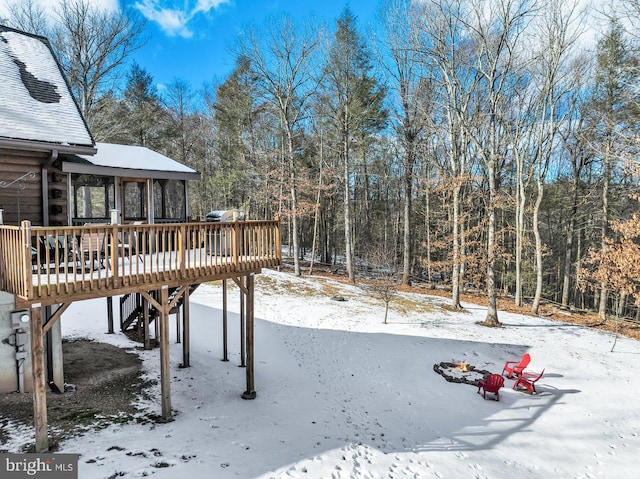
[513,369,545,394]
[477,374,505,401]
[502,353,530,378]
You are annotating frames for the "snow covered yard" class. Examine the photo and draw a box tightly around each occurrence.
[4,269,640,478]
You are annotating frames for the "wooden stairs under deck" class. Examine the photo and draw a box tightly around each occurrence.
[120,284,201,343]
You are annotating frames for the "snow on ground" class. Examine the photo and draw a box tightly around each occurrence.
[7,269,640,478]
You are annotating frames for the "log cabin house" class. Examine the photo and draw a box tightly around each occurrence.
[0,25,281,452]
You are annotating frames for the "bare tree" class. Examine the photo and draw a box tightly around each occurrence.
[528,0,583,314]
[5,0,49,35]
[362,244,400,324]
[464,0,535,326]
[559,62,592,308]
[377,0,430,286]
[52,0,146,126]
[416,0,479,309]
[237,15,322,276]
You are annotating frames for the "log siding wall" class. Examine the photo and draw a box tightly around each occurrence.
[0,149,46,225]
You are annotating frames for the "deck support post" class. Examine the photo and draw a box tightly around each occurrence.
[239,276,246,367]
[107,297,114,334]
[159,286,172,419]
[242,273,256,400]
[222,279,229,361]
[181,286,190,368]
[30,305,49,451]
[143,296,151,350]
[175,307,181,343]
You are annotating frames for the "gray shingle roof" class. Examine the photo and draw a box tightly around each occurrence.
[0,26,94,147]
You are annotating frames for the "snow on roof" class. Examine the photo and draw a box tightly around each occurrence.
[64,142,200,180]
[89,143,197,173]
[0,26,93,147]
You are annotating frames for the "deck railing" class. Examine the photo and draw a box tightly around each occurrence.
[0,220,281,304]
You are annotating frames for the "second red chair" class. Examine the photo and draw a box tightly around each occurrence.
[502,353,530,378]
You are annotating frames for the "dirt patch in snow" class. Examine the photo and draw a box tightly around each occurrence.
[0,339,152,452]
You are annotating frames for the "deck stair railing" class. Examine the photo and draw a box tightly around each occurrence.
[120,292,143,332]
[120,285,193,332]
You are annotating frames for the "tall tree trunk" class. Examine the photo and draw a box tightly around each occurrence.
[310,135,324,276]
[287,129,301,276]
[531,179,544,314]
[515,152,526,306]
[575,229,583,309]
[361,141,371,243]
[561,173,579,307]
[599,140,611,319]
[344,133,355,283]
[425,163,432,283]
[402,152,412,285]
[451,183,462,309]
[484,158,500,326]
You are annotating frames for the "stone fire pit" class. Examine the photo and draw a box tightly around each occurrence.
[433,361,492,386]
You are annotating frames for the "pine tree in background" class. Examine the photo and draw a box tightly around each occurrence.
[120,62,165,150]
[588,19,640,319]
[210,56,254,210]
[325,6,387,283]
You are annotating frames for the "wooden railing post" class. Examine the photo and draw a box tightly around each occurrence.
[275,220,282,262]
[21,220,32,300]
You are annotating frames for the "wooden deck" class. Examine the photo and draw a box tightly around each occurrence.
[1,220,278,452]
[0,220,281,306]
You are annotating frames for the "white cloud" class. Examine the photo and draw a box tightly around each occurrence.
[194,0,228,15]
[133,0,229,38]
[134,0,193,38]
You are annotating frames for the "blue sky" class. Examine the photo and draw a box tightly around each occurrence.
[123,0,379,90]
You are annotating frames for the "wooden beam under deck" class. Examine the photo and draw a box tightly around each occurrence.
[14,268,265,309]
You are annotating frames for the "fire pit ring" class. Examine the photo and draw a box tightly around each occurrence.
[433,361,493,386]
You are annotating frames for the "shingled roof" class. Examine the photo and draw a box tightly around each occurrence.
[0,25,94,152]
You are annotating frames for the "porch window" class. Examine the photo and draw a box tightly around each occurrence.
[123,181,147,221]
[154,179,186,222]
[72,174,114,223]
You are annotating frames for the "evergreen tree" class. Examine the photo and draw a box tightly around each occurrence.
[120,62,165,149]
[325,7,387,283]
[210,56,255,208]
[588,20,640,319]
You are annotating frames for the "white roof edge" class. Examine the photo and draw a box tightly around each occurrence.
[0,137,96,155]
[61,161,200,181]
[63,142,200,180]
